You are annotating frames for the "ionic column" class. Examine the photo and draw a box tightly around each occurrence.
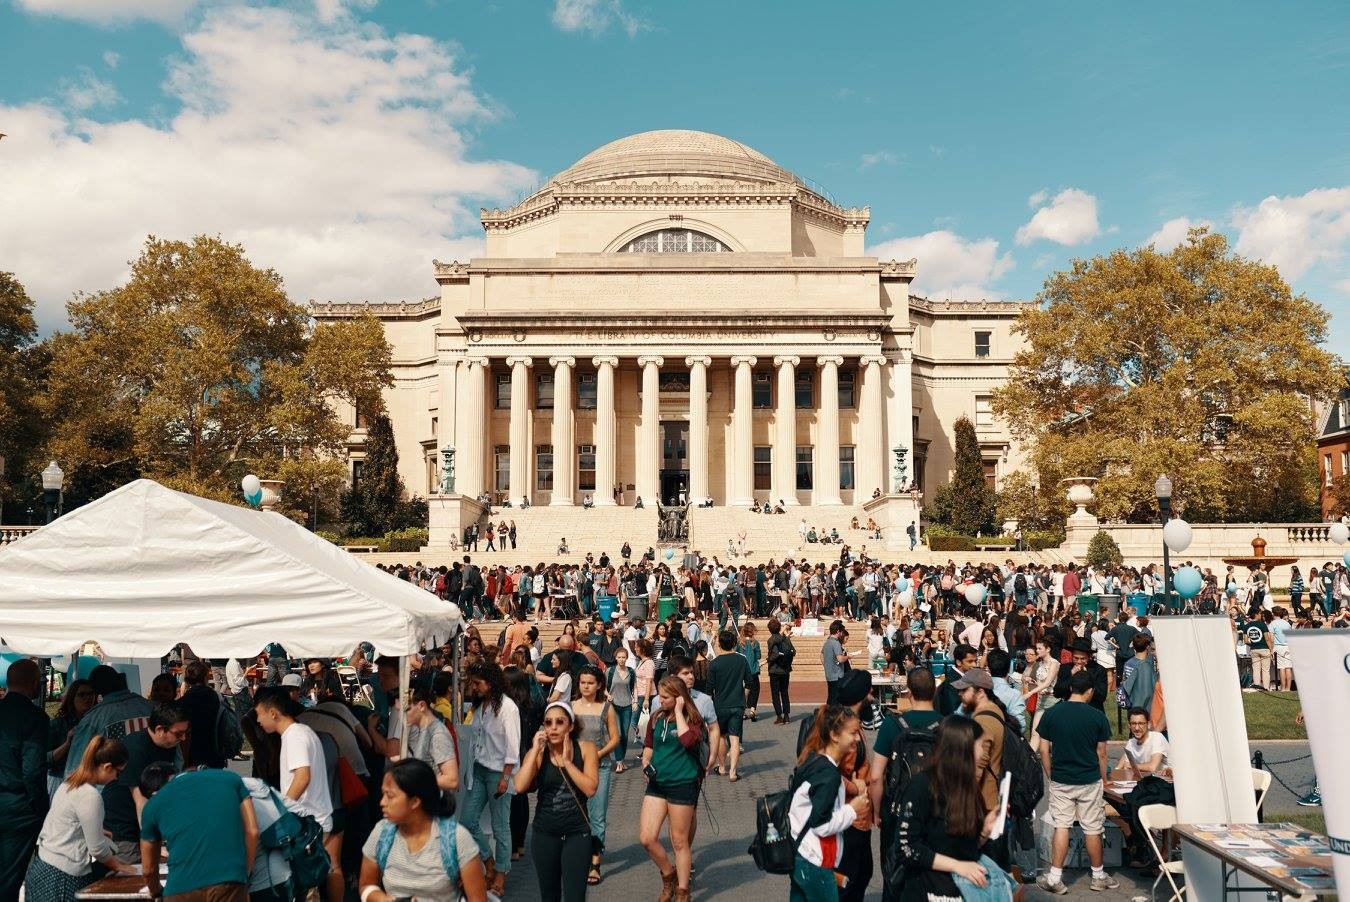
[816,355,844,505]
[730,355,757,506]
[686,356,711,504]
[772,355,799,505]
[549,356,576,505]
[592,356,619,506]
[506,356,532,504]
[859,355,887,498]
[637,355,664,506]
[456,357,488,498]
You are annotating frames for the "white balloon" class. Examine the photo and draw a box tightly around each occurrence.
[1330,522,1349,545]
[1162,517,1193,554]
[964,583,987,605]
[241,474,261,497]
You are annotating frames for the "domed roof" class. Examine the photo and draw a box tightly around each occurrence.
[550,129,799,187]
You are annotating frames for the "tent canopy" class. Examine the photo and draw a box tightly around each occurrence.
[0,479,461,659]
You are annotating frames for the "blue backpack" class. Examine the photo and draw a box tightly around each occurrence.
[374,816,462,886]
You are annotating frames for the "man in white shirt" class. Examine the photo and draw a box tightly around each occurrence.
[463,662,521,896]
[623,617,645,656]
[1112,708,1170,778]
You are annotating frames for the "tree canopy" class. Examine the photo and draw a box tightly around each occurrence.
[924,415,997,535]
[341,412,426,537]
[993,229,1339,523]
[0,272,46,512]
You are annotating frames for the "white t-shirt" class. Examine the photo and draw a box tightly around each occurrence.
[280,721,334,832]
[1124,731,1170,770]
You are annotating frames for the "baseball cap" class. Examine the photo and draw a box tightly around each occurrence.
[951,668,994,691]
[281,674,303,687]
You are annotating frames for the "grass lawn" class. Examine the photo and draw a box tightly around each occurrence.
[1267,810,1327,835]
[1108,690,1307,741]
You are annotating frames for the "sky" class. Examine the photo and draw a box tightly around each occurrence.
[2,0,1348,353]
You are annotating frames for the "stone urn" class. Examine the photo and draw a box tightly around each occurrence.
[258,479,284,512]
[1060,477,1098,524]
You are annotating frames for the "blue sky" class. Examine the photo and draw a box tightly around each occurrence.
[2,0,1348,352]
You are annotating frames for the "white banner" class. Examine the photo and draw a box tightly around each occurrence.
[1286,629,1350,897]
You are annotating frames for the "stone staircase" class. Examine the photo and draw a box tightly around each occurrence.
[688,505,874,561]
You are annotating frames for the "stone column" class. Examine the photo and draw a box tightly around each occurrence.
[592,356,619,506]
[858,355,887,498]
[436,359,459,494]
[456,357,488,498]
[686,356,711,504]
[816,355,844,505]
[506,356,532,504]
[772,355,798,505]
[549,356,576,505]
[636,355,664,506]
[730,355,757,506]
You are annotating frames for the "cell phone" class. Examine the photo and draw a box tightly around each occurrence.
[643,763,658,779]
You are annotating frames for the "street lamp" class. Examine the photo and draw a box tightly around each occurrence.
[1155,475,1173,606]
[41,460,65,524]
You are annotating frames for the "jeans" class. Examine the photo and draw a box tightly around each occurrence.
[587,762,613,847]
[511,792,529,852]
[770,673,791,719]
[612,704,633,763]
[826,678,839,706]
[719,604,741,632]
[791,854,839,902]
[909,534,917,551]
[531,827,591,902]
[744,672,761,712]
[463,762,513,872]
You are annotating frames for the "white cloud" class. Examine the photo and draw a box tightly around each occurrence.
[551,0,646,37]
[858,150,898,170]
[1233,187,1350,282]
[0,4,535,330]
[1144,216,1215,252]
[869,230,1015,300]
[1015,187,1101,246]
[60,68,120,110]
[102,50,121,68]
[13,0,195,25]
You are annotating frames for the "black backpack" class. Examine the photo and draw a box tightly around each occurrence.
[975,707,1044,820]
[879,714,939,828]
[748,775,808,874]
[1014,573,1028,594]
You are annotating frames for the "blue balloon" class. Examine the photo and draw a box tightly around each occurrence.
[245,488,263,506]
[1344,550,1350,569]
[664,548,674,561]
[1173,566,1203,599]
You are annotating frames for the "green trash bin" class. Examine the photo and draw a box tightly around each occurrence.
[1076,594,1099,617]
[658,595,678,621]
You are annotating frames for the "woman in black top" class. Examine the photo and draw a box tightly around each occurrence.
[765,619,795,724]
[514,700,600,902]
[894,717,1010,900]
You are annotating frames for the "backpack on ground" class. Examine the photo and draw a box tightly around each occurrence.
[975,707,1043,820]
[374,816,461,884]
[260,792,330,893]
[747,781,809,874]
[215,695,244,760]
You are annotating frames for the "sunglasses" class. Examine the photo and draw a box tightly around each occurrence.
[543,717,571,728]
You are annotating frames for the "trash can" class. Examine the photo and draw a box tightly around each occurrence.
[1128,591,1149,614]
[1098,594,1122,619]
[1076,594,1099,617]
[930,656,951,679]
[597,596,616,623]
[658,595,678,621]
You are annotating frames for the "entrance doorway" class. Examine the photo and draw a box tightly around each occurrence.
[660,421,689,504]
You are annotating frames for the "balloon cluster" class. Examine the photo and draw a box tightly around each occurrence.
[241,474,263,507]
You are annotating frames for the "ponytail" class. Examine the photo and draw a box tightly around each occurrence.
[796,704,858,765]
[66,735,128,790]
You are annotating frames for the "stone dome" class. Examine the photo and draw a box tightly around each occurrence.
[550,129,799,187]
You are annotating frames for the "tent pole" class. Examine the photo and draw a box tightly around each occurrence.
[399,654,411,758]
[451,632,464,725]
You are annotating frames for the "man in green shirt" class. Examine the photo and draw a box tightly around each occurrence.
[706,631,748,781]
[139,763,259,900]
[1035,670,1116,895]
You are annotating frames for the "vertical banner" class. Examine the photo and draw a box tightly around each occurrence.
[1286,630,1350,897]
[1151,617,1259,899]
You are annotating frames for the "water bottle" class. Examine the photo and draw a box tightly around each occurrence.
[765,822,781,843]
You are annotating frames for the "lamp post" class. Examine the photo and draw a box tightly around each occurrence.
[41,460,65,524]
[1155,474,1173,606]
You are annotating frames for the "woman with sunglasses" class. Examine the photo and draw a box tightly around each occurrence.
[47,679,96,796]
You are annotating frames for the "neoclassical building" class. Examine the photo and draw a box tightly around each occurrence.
[312,130,1028,529]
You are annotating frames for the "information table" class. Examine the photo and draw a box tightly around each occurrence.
[1174,822,1335,899]
[74,875,148,900]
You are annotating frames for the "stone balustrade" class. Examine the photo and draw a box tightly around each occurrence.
[0,525,38,547]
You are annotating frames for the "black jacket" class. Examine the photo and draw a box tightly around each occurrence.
[0,692,51,828]
[1053,661,1110,711]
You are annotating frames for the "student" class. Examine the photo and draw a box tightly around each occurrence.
[104,703,188,866]
[639,677,707,902]
[787,705,870,901]
[766,618,796,724]
[1111,708,1170,778]
[405,685,460,794]
[571,667,620,885]
[462,662,521,897]
[706,631,748,781]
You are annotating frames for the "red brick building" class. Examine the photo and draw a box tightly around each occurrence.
[1319,369,1350,518]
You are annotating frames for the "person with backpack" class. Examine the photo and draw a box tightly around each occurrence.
[638,676,707,902]
[359,758,488,902]
[871,668,940,902]
[788,705,870,901]
[242,773,310,900]
[64,665,154,776]
[766,619,796,724]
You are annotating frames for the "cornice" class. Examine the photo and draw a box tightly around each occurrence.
[908,295,1033,315]
[880,258,918,278]
[452,255,887,277]
[455,311,893,329]
[310,297,439,319]
[432,259,470,284]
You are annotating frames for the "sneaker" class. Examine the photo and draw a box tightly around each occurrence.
[1090,874,1120,891]
[1035,876,1069,895]
[1298,787,1322,807]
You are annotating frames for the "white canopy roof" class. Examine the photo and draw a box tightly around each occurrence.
[0,479,462,659]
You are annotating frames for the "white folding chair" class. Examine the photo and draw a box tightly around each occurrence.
[1138,803,1186,902]
[1252,768,1272,811]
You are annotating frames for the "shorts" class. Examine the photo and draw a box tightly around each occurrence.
[716,708,744,739]
[645,779,699,807]
[1275,646,1292,670]
[1047,780,1106,835]
[329,806,347,835]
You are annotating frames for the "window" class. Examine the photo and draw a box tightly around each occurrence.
[351,459,364,486]
[753,372,772,409]
[578,444,596,491]
[620,228,729,253]
[1342,450,1349,474]
[431,416,438,439]
[578,372,597,410]
[983,458,997,490]
[426,455,437,494]
[1327,454,1336,486]
[838,369,856,409]
[494,372,511,409]
[535,372,554,410]
[974,331,991,358]
[796,447,813,491]
[975,395,994,429]
[659,371,690,392]
[494,446,510,492]
[795,371,814,409]
[754,446,772,491]
[536,444,553,491]
[354,402,369,429]
[839,446,855,491]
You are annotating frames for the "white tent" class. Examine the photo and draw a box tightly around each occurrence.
[0,479,462,659]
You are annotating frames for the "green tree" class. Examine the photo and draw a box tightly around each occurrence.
[924,415,996,535]
[0,272,47,516]
[1086,530,1124,568]
[993,229,1339,523]
[994,470,1071,534]
[39,235,392,518]
[1328,472,1350,519]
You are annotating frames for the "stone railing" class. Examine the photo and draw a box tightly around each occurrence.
[1284,525,1339,544]
[0,525,38,547]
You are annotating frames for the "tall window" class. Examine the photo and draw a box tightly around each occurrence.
[1328,454,1336,486]
[983,458,997,490]
[796,447,813,491]
[536,372,554,410]
[494,373,511,409]
[578,372,597,409]
[974,331,991,358]
[753,372,772,409]
[431,416,438,439]
[494,446,510,492]
[352,459,364,486]
[754,446,772,491]
[578,444,596,491]
[536,444,553,491]
[975,395,994,428]
[1342,450,1349,474]
[838,369,856,409]
[839,446,855,491]
[620,228,729,253]
[354,402,369,429]
[795,371,814,409]
[426,455,436,494]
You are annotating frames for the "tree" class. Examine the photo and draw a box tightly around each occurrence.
[924,415,997,535]
[0,272,47,515]
[1086,530,1124,568]
[340,412,425,537]
[994,470,1070,534]
[39,235,392,517]
[993,229,1339,524]
[1329,472,1350,520]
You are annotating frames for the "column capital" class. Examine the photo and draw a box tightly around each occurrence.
[730,355,758,368]
[548,355,576,369]
[636,355,665,368]
[591,355,619,368]
[859,355,887,367]
[685,355,712,368]
[463,356,490,369]
[505,355,533,368]
[773,355,800,367]
[817,355,845,368]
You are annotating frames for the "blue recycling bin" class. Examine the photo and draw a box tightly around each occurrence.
[1128,591,1149,613]
[930,655,951,679]
[597,595,617,623]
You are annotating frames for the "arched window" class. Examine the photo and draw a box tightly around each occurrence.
[621,228,729,253]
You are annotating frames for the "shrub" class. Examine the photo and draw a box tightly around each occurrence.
[1026,530,1065,552]
[384,527,429,553]
[928,534,977,552]
[315,530,341,544]
[1086,530,1124,567]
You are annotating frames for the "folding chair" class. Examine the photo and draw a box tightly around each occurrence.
[1251,768,1272,812]
[1138,803,1186,902]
